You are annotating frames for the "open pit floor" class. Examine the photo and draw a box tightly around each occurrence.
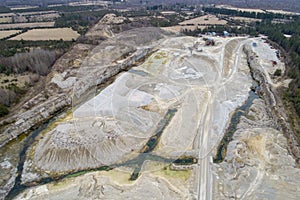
[6,30,300,200]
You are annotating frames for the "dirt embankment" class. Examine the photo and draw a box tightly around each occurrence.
[244,45,300,165]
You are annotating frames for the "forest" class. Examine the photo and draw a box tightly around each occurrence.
[54,9,113,35]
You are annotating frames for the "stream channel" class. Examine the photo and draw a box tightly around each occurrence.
[213,81,260,163]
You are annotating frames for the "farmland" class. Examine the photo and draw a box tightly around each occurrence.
[179,15,227,26]
[0,30,20,39]
[9,28,80,41]
[163,15,227,33]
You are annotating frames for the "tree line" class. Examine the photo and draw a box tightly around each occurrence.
[255,19,300,116]
[202,7,297,20]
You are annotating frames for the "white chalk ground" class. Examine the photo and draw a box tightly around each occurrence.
[16,34,295,199]
[251,38,285,86]
[69,36,253,161]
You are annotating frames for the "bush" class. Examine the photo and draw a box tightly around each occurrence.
[274,69,282,76]
[0,104,9,117]
[0,65,13,75]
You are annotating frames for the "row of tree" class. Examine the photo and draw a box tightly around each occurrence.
[203,7,297,20]
[0,40,72,57]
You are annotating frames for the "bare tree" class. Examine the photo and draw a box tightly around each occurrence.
[0,49,59,76]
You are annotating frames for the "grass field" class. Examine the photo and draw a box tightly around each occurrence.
[179,15,227,26]
[0,30,21,39]
[9,28,80,41]
[164,14,227,33]
[162,25,198,33]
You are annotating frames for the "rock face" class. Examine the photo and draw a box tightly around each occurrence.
[0,43,92,148]
[1,94,70,144]
[0,25,167,198]
[213,100,300,199]
[0,27,165,148]
[0,140,23,200]
[29,29,167,173]
[244,44,300,163]
[212,42,300,199]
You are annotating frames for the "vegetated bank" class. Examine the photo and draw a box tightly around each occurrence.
[214,83,260,163]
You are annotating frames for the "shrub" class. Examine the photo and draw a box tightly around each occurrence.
[274,69,282,76]
[0,104,9,117]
